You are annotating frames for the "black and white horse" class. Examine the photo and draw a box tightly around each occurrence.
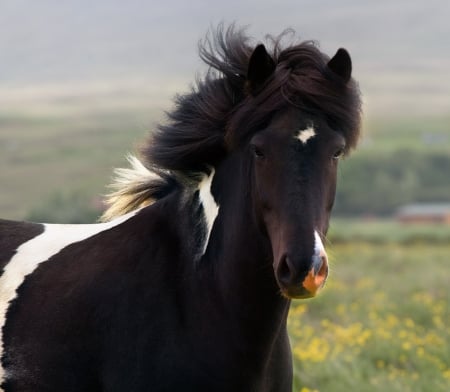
[0,26,361,391]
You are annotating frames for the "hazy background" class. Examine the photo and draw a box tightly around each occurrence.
[1,0,449,115]
[0,0,449,221]
[0,2,449,391]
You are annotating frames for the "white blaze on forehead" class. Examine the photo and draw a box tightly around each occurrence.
[0,210,137,384]
[295,126,316,144]
[198,169,220,255]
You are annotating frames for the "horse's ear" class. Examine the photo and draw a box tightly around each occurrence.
[247,44,276,95]
[327,48,352,83]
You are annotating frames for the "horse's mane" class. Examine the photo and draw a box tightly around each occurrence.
[101,24,362,221]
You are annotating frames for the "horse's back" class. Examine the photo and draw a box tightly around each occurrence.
[0,219,45,273]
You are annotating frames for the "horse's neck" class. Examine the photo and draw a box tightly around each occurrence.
[198,202,291,369]
[141,173,290,369]
[196,162,291,344]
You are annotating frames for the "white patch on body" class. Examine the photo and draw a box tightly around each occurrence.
[295,126,316,144]
[0,210,137,385]
[198,169,220,255]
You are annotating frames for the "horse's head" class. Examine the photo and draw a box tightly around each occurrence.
[249,109,343,299]
[240,44,356,299]
[131,30,360,300]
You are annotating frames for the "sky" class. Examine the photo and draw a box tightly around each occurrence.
[0,0,449,117]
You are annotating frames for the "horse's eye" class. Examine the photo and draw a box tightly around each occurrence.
[332,147,345,160]
[251,145,265,159]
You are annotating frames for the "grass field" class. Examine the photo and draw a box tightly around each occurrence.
[289,243,449,392]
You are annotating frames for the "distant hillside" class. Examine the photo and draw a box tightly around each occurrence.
[0,99,449,221]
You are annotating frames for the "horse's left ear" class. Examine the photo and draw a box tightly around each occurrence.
[247,44,276,95]
[327,48,352,83]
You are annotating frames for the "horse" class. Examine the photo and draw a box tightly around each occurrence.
[0,26,361,391]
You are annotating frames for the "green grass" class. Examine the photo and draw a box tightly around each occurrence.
[289,243,450,392]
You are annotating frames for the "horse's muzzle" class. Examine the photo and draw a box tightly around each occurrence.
[276,249,329,299]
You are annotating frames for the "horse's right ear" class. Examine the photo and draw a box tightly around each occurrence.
[327,48,352,83]
[246,44,276,95]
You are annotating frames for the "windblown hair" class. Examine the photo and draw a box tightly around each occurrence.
[102,24,362,221]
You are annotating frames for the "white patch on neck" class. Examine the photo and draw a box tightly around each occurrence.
[198,169,220,255]
[295,126,316,144]
[0,210,137,385]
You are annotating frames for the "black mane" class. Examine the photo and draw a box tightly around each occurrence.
[142,25,362,173]
[102,25,362,221]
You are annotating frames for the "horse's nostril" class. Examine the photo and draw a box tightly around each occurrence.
[277,255,297,286]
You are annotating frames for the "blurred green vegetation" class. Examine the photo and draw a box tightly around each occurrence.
[26,190,101,223]
[0,107,449,223]
[335,151,450,216]
[0,107,157,221]
[328,219,450,244]
[334,116,450,216]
